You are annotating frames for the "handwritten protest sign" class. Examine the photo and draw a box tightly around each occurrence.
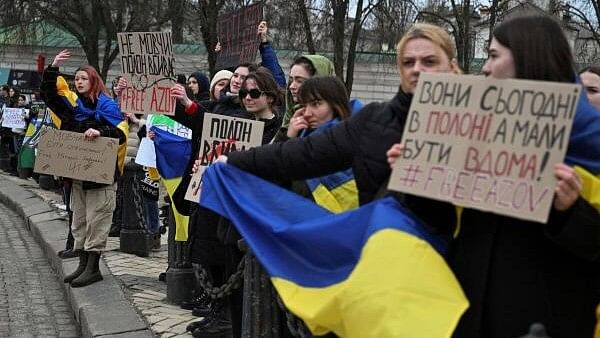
[34,129,118,184]
[2,107,26,129]
[388,73,580,223]
[185,113,264,202]
[216,3,263,70]
[118,32,176,115]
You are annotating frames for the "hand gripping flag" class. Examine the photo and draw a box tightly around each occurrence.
[199,163,469,338]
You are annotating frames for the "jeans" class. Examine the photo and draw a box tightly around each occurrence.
[143,196,160,234]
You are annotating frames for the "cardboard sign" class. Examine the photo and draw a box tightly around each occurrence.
[2,107,26,129]
[216,3,263,69]
[185,113,264,202]
[34,129,118,184]
[388,73,580,223]
[117,32,176,115]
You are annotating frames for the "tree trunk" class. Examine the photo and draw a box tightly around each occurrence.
[332,0,348,80]
[345,0,364,94]
[297,0,316,54]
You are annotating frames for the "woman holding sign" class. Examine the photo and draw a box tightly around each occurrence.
[387,15,600,338]
[40,49,128,288]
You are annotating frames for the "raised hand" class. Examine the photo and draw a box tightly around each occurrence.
[257,21,268,43]
[52,49,71,68]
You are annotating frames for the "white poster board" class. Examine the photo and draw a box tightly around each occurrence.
[388,73,580,223]
[2,107,26,129]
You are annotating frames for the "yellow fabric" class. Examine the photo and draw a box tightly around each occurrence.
[595,305,600,338]
[116,120,129,175]
[272,229,468,338]
[25,122,36,137]
[575,166,600,213]
[311,180,359,213]
[48,109,62,129]
[161,177,189,241]
[454,207,463,238]
[148,167,160,181]
[55,76,78,107]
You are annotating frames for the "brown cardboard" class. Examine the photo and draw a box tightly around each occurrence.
[388,73,580,223]
[216,3,263,70]
[185,113,264,202]
[117,32,176,115]
[34,129,118,184]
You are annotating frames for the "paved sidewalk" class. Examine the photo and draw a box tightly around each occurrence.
[0,172,199,338]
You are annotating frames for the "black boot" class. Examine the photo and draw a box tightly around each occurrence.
[71,251,103,287]
[63,251,87,283]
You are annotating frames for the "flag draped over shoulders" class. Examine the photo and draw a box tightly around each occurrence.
[199,163,468,338]
[55,75,129,174]
[566,91,600,174]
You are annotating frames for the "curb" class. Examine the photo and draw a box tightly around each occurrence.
[0,175,155,338]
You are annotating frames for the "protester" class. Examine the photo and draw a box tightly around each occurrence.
[188,72,210,101]
[41,49,127,288]
[284,76,358,212]
[190,23,460,338]
[390,15,600,338]
[580,66,600,109]
[11,94,29,159]
[209,70,232,101]
[0,85,9,107]
[239,67,283,143]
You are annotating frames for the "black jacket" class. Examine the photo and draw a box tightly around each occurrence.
[227,89,455,233]
[40,66,126,189]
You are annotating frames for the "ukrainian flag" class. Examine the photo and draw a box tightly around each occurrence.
[55,75,128,174]
[306,170,358,213]
[152,126,192,241]
[199,163,468,338]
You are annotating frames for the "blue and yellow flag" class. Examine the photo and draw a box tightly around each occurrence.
[199,163,468,338]
[55,75,128,174]
[151,125,192,241]
[566,91,600,174]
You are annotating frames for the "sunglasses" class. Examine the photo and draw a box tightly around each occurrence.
[239,88,265,99]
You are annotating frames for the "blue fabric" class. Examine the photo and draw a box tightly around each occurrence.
[64,93,124,128]
[259,42,286,88]
[350,98,364,115]
[565,90,600,174]
[151,126,192,179]
[199,163,447,288]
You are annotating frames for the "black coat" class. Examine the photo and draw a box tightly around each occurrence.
[228,88,600,337]
[227,89,455,234]
[452,200,600,338]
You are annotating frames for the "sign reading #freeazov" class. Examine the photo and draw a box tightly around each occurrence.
[388,73,580,223]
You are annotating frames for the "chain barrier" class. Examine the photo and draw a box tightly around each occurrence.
[191,254,246,299]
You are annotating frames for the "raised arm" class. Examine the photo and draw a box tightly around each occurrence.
[257,21,286,88]
[227,110,364,182]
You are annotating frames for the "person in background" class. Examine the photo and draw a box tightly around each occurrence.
[580,66,600,109]
[209,70,233,102]
[284,76,358,213]
[41,49,128,288]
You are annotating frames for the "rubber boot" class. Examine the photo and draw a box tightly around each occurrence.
[63,251,88,283]
[71,251,103,287]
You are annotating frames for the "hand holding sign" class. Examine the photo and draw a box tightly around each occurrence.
[386,143,404,169]
[553,163,581,211]
[52,49,71,68]
[84,128,101,139]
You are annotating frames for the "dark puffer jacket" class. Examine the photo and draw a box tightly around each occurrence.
[227,89,456,233]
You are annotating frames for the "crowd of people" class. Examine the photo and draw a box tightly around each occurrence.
[0,14,598,338]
